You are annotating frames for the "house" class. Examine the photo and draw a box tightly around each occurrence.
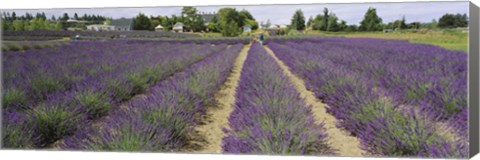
[110,18,133,31]
[86,24,115,31]
[155,25,164,31]
[173,22,184,33]
[243,24,252,33]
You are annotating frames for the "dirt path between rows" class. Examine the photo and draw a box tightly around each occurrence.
[185,44,250,153]
[263,46,365,156]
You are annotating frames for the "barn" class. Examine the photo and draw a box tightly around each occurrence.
[110,18,133,31]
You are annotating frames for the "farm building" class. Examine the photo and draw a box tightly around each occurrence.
[86,24,115,31]
[173,22,184,33]
[110,18,133,31]
[155,25,164,31]
[243,24,252,33]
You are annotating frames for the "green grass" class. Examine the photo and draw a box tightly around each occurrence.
[306,30,468,52]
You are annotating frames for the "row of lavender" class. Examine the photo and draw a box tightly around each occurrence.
[2,41,69,51]
[2,41,228,148]
[2,30,201,40]
[4,41,171,110]
[61,44,244,151]
[280,38,467,138]
[268,39,468,158]
[222,43,332,155]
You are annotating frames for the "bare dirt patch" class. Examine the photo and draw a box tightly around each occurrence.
[183,44,250,153]
[263,46,365,156]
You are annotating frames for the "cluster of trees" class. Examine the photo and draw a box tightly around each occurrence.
[438,13,468,28]
[2,12,61,31]
[132,7,258,36]
[291,7,469,33]
[2,12,108,31]
[305,8,354,32]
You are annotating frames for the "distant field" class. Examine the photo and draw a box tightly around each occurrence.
[306,30,468,52]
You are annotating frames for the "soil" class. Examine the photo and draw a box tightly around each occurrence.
[182,44,250,153]
[263,46,365,156]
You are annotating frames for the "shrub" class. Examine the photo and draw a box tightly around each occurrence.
[30,75,65,99]
[30,104,83,146]
[2,110,34,148]
[75,90,111,119]
[2,88,27,110]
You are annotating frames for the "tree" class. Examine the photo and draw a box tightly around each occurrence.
[104,18,111,25]
[61,13,69,21]
[438,13,468,28]
[12,20,24,31]
[359,7,383,31]
[51,15,56,21]
[392,16,407,30]
[133,13,151,30]
[55,21,63,30]
[322,8,329,31]
[41,12,46,20]
[327,14,339,32]
[338,20,348,31]
[312,15,325,31]
[74,13,79,20]
[245,19,258,30]
[217,8,242,37]
[306,16,314,29]
[207,15,219,32]
[12,12,17,20]
[182,7,198,17]
[180,6,206,32]
[265,19,271,28]
[290,9,306,30]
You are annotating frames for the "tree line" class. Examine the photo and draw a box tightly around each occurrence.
[290,7,469,32]
[132,7,258,37]
[2,11,108,31]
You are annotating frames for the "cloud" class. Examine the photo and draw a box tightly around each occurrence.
[4,1,468,25]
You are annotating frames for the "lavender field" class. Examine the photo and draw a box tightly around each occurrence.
[1,37,469,158]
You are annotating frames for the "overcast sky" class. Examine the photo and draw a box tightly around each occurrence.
[3,1,468,25]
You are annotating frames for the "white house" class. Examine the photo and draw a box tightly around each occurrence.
[110,18,133,31]
[155,25,164,31]
[243,24,252,33]
[86,24,115,31]
[173,22,184,33]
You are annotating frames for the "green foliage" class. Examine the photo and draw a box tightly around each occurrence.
[359,7,383,31]
[61,13,69,21]
[290,9,306,31]
[327,14,340,32]
[75,91,111,119]
[127,72,149,95]
[2,122,34,148]
[438,13,468,28]
[107,79,132,101]
[2,88,27,110]
[30,75,64,99]
[218,8,242,37]
[207,15,220,32]
[133,13,152,30]
[180,7,205,32]
[287,30,304,36]
[31,104,81,146]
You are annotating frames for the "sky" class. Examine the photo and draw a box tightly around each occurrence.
[2,1,469,25]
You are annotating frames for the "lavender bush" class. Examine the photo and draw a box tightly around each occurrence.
[2,40,228,148]
[222,43,332,155]
[61,43,244,151]
[268,38,467,158]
